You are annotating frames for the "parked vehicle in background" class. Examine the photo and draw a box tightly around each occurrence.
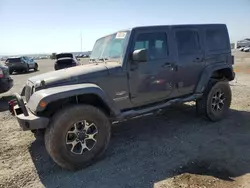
[0,62,13,94]
[239,47,245,51]
[5,56,38,74]
[10,24,235,170]
[54,53,81,70]
[243,46,250,52]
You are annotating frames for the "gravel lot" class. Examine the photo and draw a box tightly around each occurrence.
[1,53,250,188]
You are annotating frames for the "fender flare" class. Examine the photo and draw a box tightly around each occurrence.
[27,83,121,116]
[195,63,235,93]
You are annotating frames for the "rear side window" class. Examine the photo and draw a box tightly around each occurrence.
[134,32,169,60]
[206,28,228,51]
[175,30,200,54]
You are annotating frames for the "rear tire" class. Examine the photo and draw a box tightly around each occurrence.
[45,105,111,170]
[9,70,13,75]
[196,81,231,121]
[25,65,29,73]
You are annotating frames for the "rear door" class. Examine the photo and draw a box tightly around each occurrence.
[172,26,206,95]
[128,27,177,106]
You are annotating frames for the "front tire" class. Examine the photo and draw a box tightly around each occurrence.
[25,65,29,73]
[34,63,38,71]
[45,105,111,170]
[196,81,231,121]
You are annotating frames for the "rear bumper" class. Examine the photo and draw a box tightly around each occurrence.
[0,77,13,93]
[10,93,49,131]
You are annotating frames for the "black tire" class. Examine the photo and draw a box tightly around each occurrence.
[196,81,231,121]
[45,104,111,170]
[54,64,59,70]
[25,65,29,73]
[9,70,13,75]
[34,63,38,71]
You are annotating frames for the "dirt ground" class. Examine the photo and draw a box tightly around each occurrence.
[1,52,250,188]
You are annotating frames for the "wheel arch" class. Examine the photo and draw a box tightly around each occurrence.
[40,93,114,118]
[28,84,121,118]
[195,64,235,93]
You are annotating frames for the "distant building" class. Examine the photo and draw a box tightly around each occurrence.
[237,39,250,48]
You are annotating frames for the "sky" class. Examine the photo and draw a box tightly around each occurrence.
[0,0,250,55]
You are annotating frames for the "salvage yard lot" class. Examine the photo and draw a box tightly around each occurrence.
[1,52,250,188]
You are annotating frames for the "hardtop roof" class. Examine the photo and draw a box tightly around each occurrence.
[97,24,227,40]
[131,23,226,30]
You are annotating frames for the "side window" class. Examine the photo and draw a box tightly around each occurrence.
[134,41,149,50]
[206,28,228,51]
[175,30,200,54]
[134,32,168,60]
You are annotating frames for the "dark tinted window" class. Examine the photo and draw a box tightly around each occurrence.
[175,30,200,54]
[56,53,73,59]
[134,32,168,60]
[6,58,21,63]
[206,28,228,51]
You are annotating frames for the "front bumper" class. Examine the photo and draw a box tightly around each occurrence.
[0,77,13,93]
[9,93,49,131]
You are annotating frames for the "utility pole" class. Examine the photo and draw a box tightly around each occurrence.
[80,31,82,52]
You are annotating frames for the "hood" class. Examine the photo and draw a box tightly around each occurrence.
[29,63,109,87]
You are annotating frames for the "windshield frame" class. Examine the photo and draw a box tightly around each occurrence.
[90,30,131,64]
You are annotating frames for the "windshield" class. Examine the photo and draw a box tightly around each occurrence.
[90,31,129,61]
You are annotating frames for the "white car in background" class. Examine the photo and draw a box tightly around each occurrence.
[239,47,245,51]
[243,46,250,52]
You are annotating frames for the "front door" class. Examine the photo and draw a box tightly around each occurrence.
[172,27,206,95]
[128,29,176,106]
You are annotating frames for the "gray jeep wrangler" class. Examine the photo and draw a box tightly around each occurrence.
[10,24,235,170]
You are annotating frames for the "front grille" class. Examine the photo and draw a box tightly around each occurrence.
[25,82,35,102]
[25,85,32,102]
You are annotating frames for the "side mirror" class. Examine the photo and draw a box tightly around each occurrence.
[132,49,147,62]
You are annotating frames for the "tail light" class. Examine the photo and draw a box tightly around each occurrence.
[0,69,4,78]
